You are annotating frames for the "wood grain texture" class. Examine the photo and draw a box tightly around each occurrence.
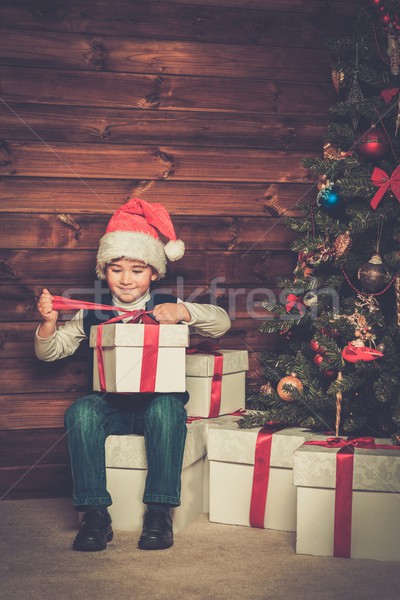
[0,103,328,150]
[0,1,353,46]
[0,142,312,181]
[0,28,331,83]
[0,178,316,215]
[0,66,333,113]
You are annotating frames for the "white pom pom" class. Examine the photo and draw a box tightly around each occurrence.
[164,239,185,261]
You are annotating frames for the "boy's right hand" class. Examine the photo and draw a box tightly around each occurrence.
[37,288,58,323]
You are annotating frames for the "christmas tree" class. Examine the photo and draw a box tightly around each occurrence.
[240,0,400,443]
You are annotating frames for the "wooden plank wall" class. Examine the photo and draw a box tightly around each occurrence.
[0,0,360,498]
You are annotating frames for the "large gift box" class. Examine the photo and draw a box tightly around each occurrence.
[293,440,400,561]
[104,419,208,533]
[207,417,319,531]
[90,323,189,393]
[185,349,248,418]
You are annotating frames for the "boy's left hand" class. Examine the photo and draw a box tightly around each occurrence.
[152,303,191,324]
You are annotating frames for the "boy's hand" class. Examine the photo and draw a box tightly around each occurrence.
[37,288,58,323]
[152,303,191,324]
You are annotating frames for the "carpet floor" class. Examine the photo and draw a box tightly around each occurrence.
[1,498,399,600]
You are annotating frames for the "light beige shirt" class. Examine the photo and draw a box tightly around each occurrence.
[35,295,231,362]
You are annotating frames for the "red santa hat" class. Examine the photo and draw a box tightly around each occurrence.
[96,198,185,280]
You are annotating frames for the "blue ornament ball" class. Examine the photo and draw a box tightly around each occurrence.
[317,184,343,215]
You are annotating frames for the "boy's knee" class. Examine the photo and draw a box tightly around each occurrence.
[64,394,101,427]
[146,392,188,420]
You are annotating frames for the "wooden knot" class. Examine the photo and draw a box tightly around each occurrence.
[85,40,106,70]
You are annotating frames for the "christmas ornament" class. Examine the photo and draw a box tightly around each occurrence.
[323,143,351,161]
[347,70,364,130]
[331,68,345,93]
[358,254,388,292]
[313,353,324,366]
[303,292,318,307]
[317,174,330,191]
[334,231,352,257]
[323,368,337,379]
[303,245,335,267]
[285,293,306,314]
[310,338,320,352]
[277,373,303,401]
[395,275,400,326]
[317,183,344,215]
[335,371,343,437]
[341,343,384,363]
[356,127,389,160]
[260,382,273,396]
[388,28,400,75]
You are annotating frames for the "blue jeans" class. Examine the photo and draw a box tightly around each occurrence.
[64,392,189,509]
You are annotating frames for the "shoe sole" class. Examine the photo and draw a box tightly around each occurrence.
[138,538,173,550]
[73,530,113,552]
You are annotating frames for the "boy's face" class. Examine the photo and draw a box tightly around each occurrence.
[105,258,157,303]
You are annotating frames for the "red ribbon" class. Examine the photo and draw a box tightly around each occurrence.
[51,295,133,313]
[285,293,305,314]
[380,88,399,103]
[249,425,283,528]
[186,342,224,418]
[370,165,400,210]
[304,437,398,557]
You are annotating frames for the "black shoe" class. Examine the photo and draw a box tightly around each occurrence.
[138,509,174,550]
[72,510,113,552]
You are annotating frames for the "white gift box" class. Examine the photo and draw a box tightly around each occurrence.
[207,418,318,531]
[90,323,190,393]
[185,349,249,417]
[293,442,400,561]
[104,419,208,533]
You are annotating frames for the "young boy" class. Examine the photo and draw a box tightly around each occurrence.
[35,198,231,552]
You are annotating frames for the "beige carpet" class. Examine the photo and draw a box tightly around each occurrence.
[1,498,399,600]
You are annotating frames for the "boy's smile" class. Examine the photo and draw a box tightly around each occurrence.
[105,258,157,303]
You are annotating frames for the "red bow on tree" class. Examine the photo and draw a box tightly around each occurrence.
[285,293,306,314]
[370,165,400,210]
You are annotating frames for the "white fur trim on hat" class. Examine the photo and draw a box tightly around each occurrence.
[96,231,167,279]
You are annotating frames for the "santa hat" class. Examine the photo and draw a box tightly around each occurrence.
[96,198,185,279]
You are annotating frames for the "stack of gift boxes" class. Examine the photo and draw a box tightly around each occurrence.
[90,322,400,561]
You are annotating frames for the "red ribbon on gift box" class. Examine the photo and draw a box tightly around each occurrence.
[49,296,159,393]
[186,341,224,418]
[304,437,399,558]
[249,425,284,528]
[95,310,160,393]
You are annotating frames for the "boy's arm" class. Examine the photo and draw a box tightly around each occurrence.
[178,300,231,338]
[35,288,87,361]
[35,310,87,361]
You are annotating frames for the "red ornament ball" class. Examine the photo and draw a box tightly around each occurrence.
[313,353,324,366]
[310,339,320,353]
[323,369,337,379]
[356,128,389,160]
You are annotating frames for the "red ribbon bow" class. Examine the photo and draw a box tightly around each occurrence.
[370,165,400,210]
[285,293,306,314]
[186,341,223,418]
[380,88,399,103]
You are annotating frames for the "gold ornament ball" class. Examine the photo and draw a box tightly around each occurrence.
[277,373,303,402]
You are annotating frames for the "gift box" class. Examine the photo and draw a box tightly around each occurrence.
[185,349,248,417]
[207,417,319,531]
[90,323,190,393]
[293,441,400,561]
[104,419,208,533]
